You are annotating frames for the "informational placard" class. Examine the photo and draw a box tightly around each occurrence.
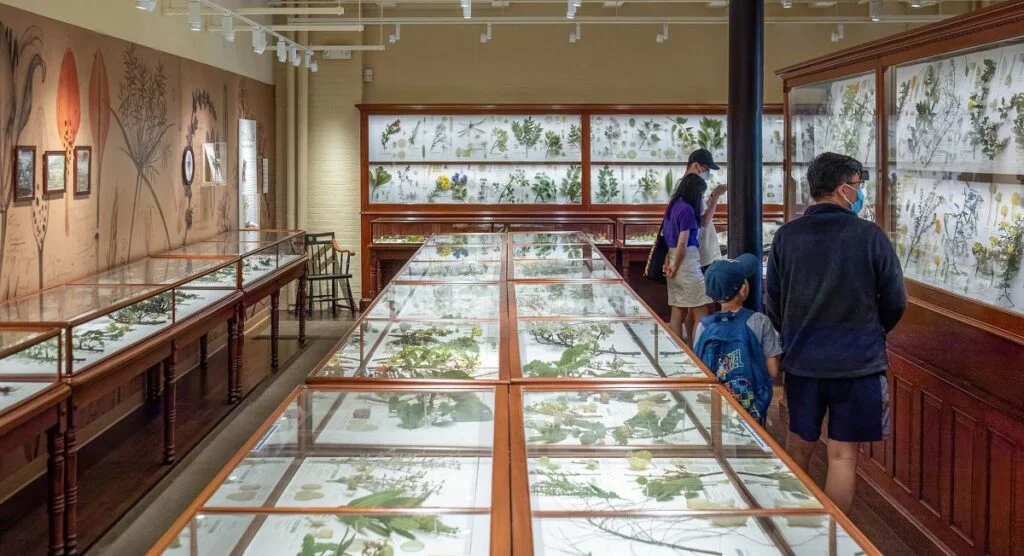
[238,119,259,227]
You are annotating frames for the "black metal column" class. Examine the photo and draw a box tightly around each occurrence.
[727,0,764,310]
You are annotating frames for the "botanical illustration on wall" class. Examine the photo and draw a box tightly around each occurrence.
[0,5,276,300]
[890,41,1024,313]
[369,163,583,204]
[589,114,731,163]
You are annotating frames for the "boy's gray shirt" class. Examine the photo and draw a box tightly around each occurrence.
[694,311,783,359]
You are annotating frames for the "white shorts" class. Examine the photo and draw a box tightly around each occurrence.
[667,246,712,308]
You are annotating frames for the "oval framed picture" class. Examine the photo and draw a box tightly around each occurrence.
[182,145,195,186]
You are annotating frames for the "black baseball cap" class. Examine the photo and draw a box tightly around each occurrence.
[688,148,720,170]
[704,253,759,302]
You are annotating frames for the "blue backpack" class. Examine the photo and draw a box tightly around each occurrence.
[694,308,773,424]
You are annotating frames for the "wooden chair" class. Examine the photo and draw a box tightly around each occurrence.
[304,232,357,316]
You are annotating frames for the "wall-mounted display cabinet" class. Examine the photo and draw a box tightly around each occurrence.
[778,4,1024,555]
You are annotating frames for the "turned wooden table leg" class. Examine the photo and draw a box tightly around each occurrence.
[271,290,280,371]
[64,398,78,556]
[163,343,178,464]
[47,410,66,556]
[298,274,307,344]
[199,333,209,370]
[227,314,239,404]
[235,304,246,402]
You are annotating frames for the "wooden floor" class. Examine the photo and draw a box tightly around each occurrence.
[0,316,305,556]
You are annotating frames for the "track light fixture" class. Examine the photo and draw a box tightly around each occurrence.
[304,50,313,69]
[656,23,669,43]
[781,0,792,7]
[830,23,844,42]
[252,27,267,54]
[569,23,581,43]
[566,0,577,19]
[291,45,301,67]
[869,0,881,21]
[480,23,492,43]
[461,0,472,19]
[221,14,234,42]
[277,41,287,62]
[389,23,401,44]
[136,0,158,12]
[188,0,202,31]
[909,0,922,7]
[310,58,318,73]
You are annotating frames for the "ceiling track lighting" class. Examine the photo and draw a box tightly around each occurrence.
[136,0,158,12]
[480,22,492,43]
[304,49,313,69]
[656,22,669,43]
[277,41,288,62]
[252,27,267,54]
[188,0,202,31]
[388,23,401,44]
[569,23,581,43]
[830,22,844,42]
[221,14,234,42]
[310,58,318,73]
[869,0,882,22]
[290,45,301,67]
[909,0,923,7]
[461,0,472,19]
[781,0,792,8]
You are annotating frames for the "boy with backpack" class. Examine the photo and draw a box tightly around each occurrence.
[693,253,781,425]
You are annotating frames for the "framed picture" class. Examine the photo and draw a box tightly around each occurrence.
[13,146,35,201]
[74,146,91,195]
[43,151,66,194]
[182,145,195,186]
[202,142,227,185]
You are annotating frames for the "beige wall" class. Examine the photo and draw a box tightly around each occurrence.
[305,23,920,300]
[3,0,274,83]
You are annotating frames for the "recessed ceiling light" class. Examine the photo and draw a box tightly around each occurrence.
[781,0,793,7]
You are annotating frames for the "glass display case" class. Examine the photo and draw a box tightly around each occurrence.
[366,283,501,321]
[516,385,875,555]
[0,283,214,375]
[788,72,878,221]
[499,220,615,246]
[201,229,304,245]
[888,38,1024,315]
[514,283,647,318]
[619,217,661,247]
[368,114,584,205]
[0,328,62,415]
[153,385,505,555]
[155,239,304,288]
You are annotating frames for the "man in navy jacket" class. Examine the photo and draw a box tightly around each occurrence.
[766,152,907,513]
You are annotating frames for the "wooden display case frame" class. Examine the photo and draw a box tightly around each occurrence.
[148,383,512,556]
[777,3,1024,555]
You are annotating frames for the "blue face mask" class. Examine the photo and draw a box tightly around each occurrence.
[843,183,865,214]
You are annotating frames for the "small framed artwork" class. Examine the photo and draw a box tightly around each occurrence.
[74,146,91,195]
[202,142,227,186]
[182,145,195,186]
[14,146,35,201]
[43,151,66,195]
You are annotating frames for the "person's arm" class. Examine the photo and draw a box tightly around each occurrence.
[702,185,727,227]
[874,230,907,333]
[766,356,780,379]
[665,230,690,277]
[765,234,783,332]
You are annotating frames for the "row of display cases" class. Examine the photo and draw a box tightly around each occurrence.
[151,231,877,554]
[362,108,787,206]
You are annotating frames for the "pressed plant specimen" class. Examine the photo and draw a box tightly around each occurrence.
[567,124,582,149]
[530,464,622,500]
[941,184,983,277]
[531,172,556,202]
[489,127,509,155]
[449,172,468,201]
[429,122,448,153]
[636,119,662,151]
[697,117,725,152]
[544,130,564,157]
[990,215,1024,305]
[595,166,620,203]
[360,391,494,429]
[559,165,583,203]
[667,116,697,150]
[498,168,529,203]
[828,79,872,158]
[111,45,174,258]
[407,119,422,147]
[905,62,961,167]
[368,166,392,197]
[903,186,943,267]
[524,392,688,446]
[456,118,485,140]
[511,117,543,155]
[380,119,401,149]
[966,59,1009,160]
[73,322,129,353]
[635,169,660,203]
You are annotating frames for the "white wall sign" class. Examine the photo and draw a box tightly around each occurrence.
[238,119,259,227]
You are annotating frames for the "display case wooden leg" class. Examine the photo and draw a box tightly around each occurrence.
[199,333,209,371]
[163,344,178,464]
[47,417,66,556]
[227,315,239,404]
[298,274,307,344]
[271,291,280,371]
[64,398,78,556]
[235,305,246,402]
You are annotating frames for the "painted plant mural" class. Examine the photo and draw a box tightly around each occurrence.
[89,49,110,268]
[56,48,79,236]
[183,88,216,244]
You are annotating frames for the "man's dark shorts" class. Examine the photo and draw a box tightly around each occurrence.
[785,372,890,443]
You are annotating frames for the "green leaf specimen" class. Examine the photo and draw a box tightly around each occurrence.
[544,130,564,157]
[595,166,620,203]
[567,124,582,148]
[511,117,543,155]
[636,169,660,202]
[369,166,392,188]
[531,173,556,202]
[697,117,725,151]
[489,128,509,155]
[966,59,1009,160]
[559,165,583,203]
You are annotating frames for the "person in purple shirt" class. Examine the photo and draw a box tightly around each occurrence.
[663,173,713,345]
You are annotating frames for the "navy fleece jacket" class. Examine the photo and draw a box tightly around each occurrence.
[766,203,907,379]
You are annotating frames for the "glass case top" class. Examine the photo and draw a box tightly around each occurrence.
[513,258,619,281]
[512,243,604,260]
[395,261,502,283]
[0,328,56,355]
[156,240,272,259]
[411,244,503,263]
[69,257,231,286]
[255,388,497,451]
[315,320,501,381]
[424,233,505,246]
[0,381,55,415]
[162,512,491,556]
[203,229,302,244]
[0,284,166,324]
[515,283,646,318]
[0,331,62,378]
[366,284,501,320]
[512,231,590,245]
[517,319,707,380]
